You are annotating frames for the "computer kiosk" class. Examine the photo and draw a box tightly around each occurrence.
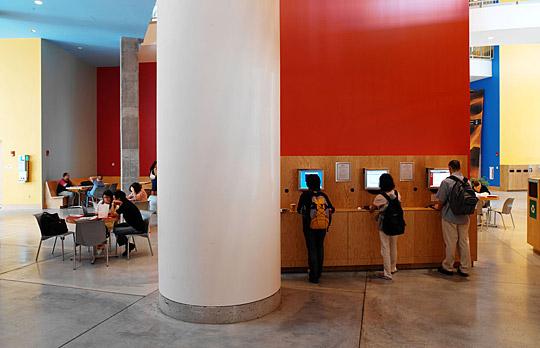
[527,178,540,253]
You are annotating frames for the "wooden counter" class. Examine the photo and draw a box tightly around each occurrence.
[281,208,477,270]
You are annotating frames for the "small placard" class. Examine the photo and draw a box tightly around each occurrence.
[530,200,537,220]
[335,162,351,182]
[399,162,414,182]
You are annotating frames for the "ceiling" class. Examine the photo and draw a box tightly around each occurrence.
[0,0,156,67]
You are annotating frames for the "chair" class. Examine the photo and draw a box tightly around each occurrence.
[90,186,107,205]
[109,183,118,193]
[134,200,149,212]
[73,220,109,269]
[34,213,74,261]
[118,212,153,260]
[493,197,515,230]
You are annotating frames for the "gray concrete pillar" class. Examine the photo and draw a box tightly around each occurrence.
[120,37,141,192]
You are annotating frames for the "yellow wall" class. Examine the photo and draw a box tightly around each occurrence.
[500,44,540,165]
[0,39,42,207]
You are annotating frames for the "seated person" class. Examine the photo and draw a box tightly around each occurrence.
[472,179,491,208]
[86,175,105,205]
[472,179,491,195]
[112,190,145,256]
[97,189,117,216]
[127,182,148,202]
[56,172,75,206]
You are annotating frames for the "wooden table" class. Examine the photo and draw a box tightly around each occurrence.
[477,195,500,227]
[67,186,93,207]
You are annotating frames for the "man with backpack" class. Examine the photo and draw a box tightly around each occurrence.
[297,174,335,284]
[435,160,478,277]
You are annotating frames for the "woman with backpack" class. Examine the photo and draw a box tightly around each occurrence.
[297,174,335,284]
[371,173,405,280]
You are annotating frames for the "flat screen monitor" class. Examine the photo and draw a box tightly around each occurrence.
[364,169,389,190]
[428,168,450,189]
[298,169,324,191]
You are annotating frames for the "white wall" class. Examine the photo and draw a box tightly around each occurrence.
[158,0,281,307]
[41,40,97,181]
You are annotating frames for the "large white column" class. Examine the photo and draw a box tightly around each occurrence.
[157,0,281,323]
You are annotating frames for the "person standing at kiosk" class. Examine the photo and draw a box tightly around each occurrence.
[297,174,335,284]
[435,160,477,277]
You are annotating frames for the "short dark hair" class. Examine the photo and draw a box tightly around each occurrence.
[102,189,113,200]
[471,179,481,187]
[379,173,395,192]
[130,182,143,194]
[306,174,321,191]
[448,160,461,171]
[114,190,127,201]
[62,172,69,177]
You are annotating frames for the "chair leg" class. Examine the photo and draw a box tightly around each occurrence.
[106,244,109,267]
[36,240,43,262]
[73,243,77,270]
[79,245,82,262]
[132,236,138,251]
[510,213,515,229]
[61,237,65,261]
[499,213,506,230]
[52,236,58,255]
[147,236,154,256]
[73,234,77,255]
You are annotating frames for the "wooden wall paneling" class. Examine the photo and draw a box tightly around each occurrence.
[280,212,307,267]
[348,212,380,265]
[324,212,349,266]
[412,210,445,264]
[397,212,415,264]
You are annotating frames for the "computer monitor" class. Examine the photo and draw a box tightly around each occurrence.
[364,169,389,190]
[427,168,450,189]
[298,169,324,191]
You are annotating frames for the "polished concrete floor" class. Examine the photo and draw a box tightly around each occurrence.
[1,192,540,347]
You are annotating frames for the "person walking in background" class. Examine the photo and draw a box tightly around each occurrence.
[149,161,157,196]
[127,182,148,202]
[297,174,335,284]
[56,172,75,206]
[435,160,478,277]
[370,173,405,280]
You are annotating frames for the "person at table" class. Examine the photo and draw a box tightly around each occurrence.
[86,175,105,205]
[472,179,491,208]
[97,190,117,216]
[297,174,335,284]
[56,172,75,206]
[472,179,490,195]
[149,161,157,196]
[112,190,144,256]
[370,173,403,281]
[127,182,148,202]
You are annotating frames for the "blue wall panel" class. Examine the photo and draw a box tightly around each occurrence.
[470,46,500,186]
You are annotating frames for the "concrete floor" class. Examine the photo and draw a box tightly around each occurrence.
[1,192,540,347]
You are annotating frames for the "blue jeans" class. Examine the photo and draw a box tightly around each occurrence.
[58,191,75,206]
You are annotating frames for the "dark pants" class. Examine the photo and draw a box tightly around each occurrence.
[113,223,140,246]
[303,228,327,281]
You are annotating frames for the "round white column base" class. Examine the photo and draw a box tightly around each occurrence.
[158,289,281,324]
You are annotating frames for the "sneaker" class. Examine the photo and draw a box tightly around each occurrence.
[121,243,136,257]
[376,272,392,281]
[457,269,469,277]
[437,267,454,276]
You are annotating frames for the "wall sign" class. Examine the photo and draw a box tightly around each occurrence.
[335,162,351,182]
[399,162,414,182]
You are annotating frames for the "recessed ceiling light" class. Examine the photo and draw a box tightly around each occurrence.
[34,0,43,5]
[488,36,494,40]
[30,28,37,33]
[77,46,83,50]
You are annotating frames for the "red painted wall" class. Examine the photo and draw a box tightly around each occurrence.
[96,62,156,176]
[280,0,470,156]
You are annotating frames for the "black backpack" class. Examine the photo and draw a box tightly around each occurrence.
[40,212,68,237]
[448,176,479,216]
[380,190,406,236]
